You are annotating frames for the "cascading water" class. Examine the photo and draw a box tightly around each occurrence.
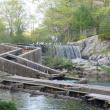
[46,45,81,59]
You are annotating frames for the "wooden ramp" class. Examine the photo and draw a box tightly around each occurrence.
[86,93,110,103]
[84,93,110,109]
[1,75,110,95]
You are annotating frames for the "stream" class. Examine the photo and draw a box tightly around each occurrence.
[0,89,101,110]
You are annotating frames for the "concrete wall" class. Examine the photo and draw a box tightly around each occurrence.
[4,54,61,75]
[0,44,17,54]
[0,57,48,78]
[19,48,42,64]
[0,44,62,78]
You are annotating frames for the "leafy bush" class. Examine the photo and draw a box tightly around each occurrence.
[99,16,110,40]
[79,35,87,40]
[0,101,17,110]
[43,56,73,70]
[11,35,31,43]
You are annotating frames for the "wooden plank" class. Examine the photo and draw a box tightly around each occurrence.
[87,93,110,103]
[5,76,110,92]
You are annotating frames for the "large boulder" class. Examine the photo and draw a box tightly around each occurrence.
[68,35,110,62]
[81,35,98,58]
[80,35,110,59]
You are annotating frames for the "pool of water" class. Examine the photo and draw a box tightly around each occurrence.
[0,89,102,110]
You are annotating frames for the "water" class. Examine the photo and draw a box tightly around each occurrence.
[46,45,81,59]
[90,82,110,87]
[52,79,78,84]
[0,89,101,110]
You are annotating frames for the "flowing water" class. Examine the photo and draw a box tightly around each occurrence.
[46,45,81,59]
[0,89,101,110]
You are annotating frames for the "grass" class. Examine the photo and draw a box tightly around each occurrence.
[0,101,17,110]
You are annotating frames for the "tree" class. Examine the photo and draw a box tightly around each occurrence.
[42,0,77,42]
[31,27,51,42]
[0,19,5,35]
[99,15,110,40]
[74,5,95,36]
[40,0,97,42]
[0,18,12,43]
[0,0,27,36]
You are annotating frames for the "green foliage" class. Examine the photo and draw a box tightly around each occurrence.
[99,15,110,40]
[39,0,110,41]
[79,35,87,40]
[0,101,17,110]
[43,56,73,70]
[74,5,95,30]
[0,0,110,43]
[0,0,30,44]
[11,35,31,44]
[31,27,52,43]
[40,0,98,42]
[0,0,26,36]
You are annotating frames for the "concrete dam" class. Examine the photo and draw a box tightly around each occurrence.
[0,44,64,78]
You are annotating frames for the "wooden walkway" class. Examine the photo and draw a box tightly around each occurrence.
[1,75,110,95]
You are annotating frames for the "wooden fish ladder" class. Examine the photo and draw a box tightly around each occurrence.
[0,78,110,109]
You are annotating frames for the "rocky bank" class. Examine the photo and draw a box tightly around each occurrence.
[68,35,110,81]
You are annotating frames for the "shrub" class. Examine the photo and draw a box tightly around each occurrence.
[0,101,17,110]
[43,56,73,70]
[99,16,110,40]
[79,35,86,40]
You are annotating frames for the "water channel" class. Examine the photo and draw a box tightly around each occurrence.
[0,89,102,110]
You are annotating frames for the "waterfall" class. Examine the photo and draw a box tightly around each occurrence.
[46,45,81,59]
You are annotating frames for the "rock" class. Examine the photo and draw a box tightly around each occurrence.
[80,35,110,58]
[98,56,110,65]
[72,58,109,81]
[82,36,98,58]
[68,35,110,80]
[79,78,88,84]
[69,35,110,64]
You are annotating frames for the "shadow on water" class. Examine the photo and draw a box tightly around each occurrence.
[0,89,101,110]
